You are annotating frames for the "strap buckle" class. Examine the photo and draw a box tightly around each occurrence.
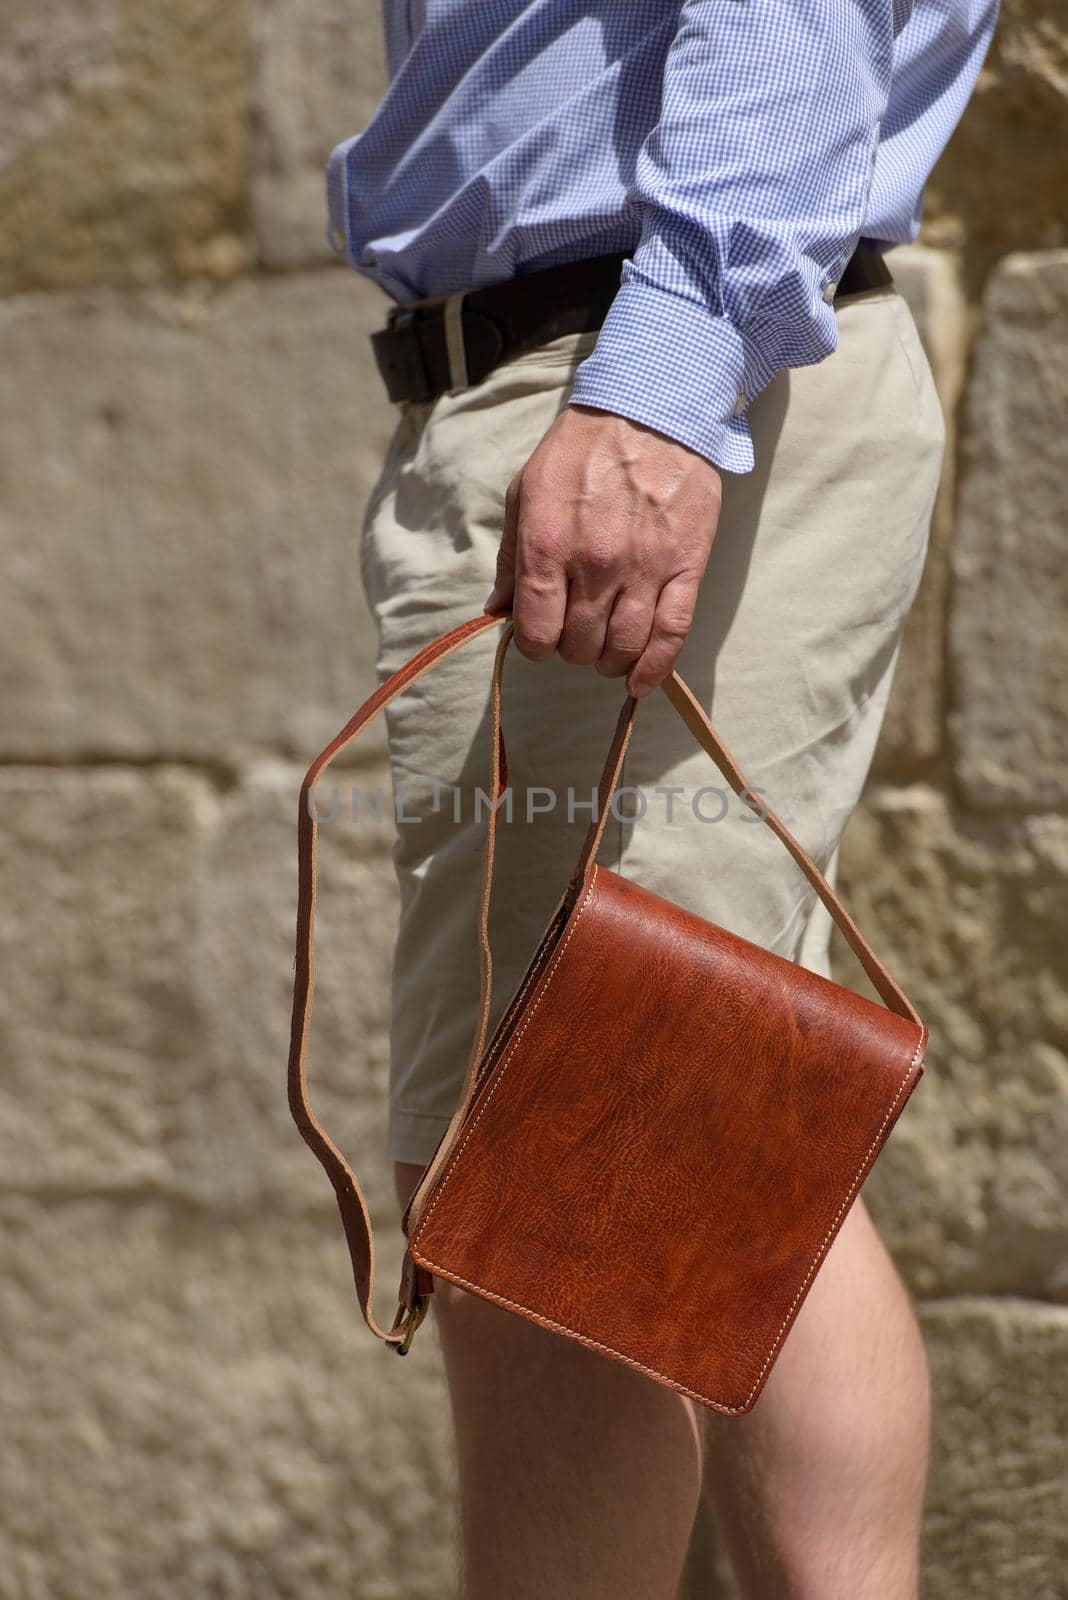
[390,1293,430,1357]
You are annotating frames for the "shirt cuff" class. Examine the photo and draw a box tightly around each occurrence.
[567,278,772,475]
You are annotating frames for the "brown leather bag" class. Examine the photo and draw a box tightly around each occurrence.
[289,612,926,1416]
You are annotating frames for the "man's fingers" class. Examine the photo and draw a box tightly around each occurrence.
[556,537,624,665]
[512,515,568,660]
[490,409,720,675]
[554,601,610,666]
[595,588,658,678]
[625,574,700,698]
[484,476,520,612]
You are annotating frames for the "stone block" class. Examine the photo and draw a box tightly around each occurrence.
[0,273,395,764]
[252,0,388,269]
[0,1198,455,1600]
[0,760,402,1219]
[921,1299,1068,1598]
[890,245,969,421]
[838,786,1068,1300]
[923,0,1068,286]
[875,246,967,772]
[949,251,1068,808]
[0,768,209,1198]
[0,0,251,293]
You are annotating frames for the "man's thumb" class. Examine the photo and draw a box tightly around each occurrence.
[485,491,518,611]
[483,567,514,613]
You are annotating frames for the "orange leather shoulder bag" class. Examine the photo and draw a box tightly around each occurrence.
[288,612,926,1416]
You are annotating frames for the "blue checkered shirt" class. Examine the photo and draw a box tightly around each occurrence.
[328,1,996,472]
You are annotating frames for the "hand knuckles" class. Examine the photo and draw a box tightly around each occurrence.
[653,607,693,644]
[606,625,649,659]
[608,599,653,636]
[582,546,619,579]
[516,571,562,609]
[647,635,685,666]
[520,527,567,574]
[517,460,548,494]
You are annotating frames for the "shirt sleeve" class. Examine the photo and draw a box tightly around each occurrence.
[566,0,910,474]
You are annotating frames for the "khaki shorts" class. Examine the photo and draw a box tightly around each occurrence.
[360,283,944,1167]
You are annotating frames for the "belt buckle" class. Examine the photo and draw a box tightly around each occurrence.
[376,308,433,405]
[387,292,470,399]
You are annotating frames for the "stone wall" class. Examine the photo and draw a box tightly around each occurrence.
[1,5,1065,1597]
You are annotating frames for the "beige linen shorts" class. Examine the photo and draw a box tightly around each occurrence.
[360,282,944,1166]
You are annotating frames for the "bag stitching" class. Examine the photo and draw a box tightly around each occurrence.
[415,1037,922,1413]
[412,872,925,1413]
[733,1028,924,1404]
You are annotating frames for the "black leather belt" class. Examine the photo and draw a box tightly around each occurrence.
[371,244,893,407]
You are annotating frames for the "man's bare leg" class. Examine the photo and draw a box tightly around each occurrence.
[395,1162,704,1600]
[394,1168,928,1600]
[700,1198,930,1600]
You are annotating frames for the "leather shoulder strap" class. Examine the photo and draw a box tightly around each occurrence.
[288,614,922,1347]
[288,612,509,1348]
[658,670,920,1025]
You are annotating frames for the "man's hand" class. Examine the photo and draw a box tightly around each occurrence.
[484,404,721,698]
